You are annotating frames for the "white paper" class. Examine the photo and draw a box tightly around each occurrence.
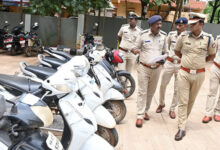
[147,54,168,65]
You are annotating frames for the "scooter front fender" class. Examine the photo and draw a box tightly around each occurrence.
[104,88,124,101]
[81,134,114,150]
[93,105,116,128]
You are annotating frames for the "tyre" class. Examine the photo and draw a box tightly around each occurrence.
[96,126,118,147]
[104,100,127,124]
[10,46,16,56]
[117,72,135,98]
[24,46,33,57]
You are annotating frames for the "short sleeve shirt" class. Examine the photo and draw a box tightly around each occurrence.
[175,31,216,69]
[118,24,142,51]
[134,29,168,65]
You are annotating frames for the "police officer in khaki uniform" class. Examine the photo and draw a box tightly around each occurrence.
[132,15,168,128]
[174,12,216,141]
[156,17,188,119]
[202,35,220,123]
[117,12,142,73]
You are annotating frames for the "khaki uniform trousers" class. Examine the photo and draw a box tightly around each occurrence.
[205,64,220,117]
[159,61,180,111]
[118,50,136,73]
[137,64,162,119]
[177,69,205,130]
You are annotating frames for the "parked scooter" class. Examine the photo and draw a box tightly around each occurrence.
[0,68,115,149]
[19,56,119,146]
[0,93,63,150]
[39,48,127,124]
[24,22,43,57]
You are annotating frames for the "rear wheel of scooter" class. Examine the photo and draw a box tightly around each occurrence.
[96,126,118,147]
[10,46,16,56]
[24,46,33,57]
[118,73,135,98]
[104,100,126,124]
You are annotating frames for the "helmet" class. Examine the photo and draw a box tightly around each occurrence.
[112,50,123,63]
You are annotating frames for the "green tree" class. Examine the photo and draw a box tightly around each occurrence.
[204,0,220,24]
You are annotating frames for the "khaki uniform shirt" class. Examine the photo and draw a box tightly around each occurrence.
[214,35,220,64]
[175,31,216,70]
[134,29,168,65]
[167,31,180,60]
[118,24,142,51]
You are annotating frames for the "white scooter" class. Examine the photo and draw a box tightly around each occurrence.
[20,56,118,146]
[39,48,127,124]
[0,67,114,149]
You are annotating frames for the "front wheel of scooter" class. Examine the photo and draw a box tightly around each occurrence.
[96,126,118,147]
[104,100,127,124]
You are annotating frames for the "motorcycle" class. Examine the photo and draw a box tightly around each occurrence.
[5,22,26,55]
[0,21,10,49]
[24,22,43,57]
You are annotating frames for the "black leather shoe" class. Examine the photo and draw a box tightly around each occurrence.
[175,130,185,141]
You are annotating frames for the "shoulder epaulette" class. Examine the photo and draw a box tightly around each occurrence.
[180,31,189,36]
[160,30,167,36]
[202,32,212,38]
[121,24,129,27]
[141,29,150,35]
[136,26,143,31]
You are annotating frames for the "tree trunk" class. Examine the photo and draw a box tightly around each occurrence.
[210,0,218,23]
[141,0,147,19]
[218,9,220,24]
[178,0,183,18]
[125,0,128,20]
[163,5,171,20]
[96,8,101,35]
[157,6,161,15]
[171,0,180,30]
[20,0,23,21]
[57,14,61,45]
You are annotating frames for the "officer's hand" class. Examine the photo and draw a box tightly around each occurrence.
[131,49,140,55]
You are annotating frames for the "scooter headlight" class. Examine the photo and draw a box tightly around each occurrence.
[52,84,72,93]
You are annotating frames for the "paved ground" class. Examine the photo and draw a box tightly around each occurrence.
[1,52,220,150]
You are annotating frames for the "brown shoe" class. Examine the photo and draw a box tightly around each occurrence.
[156,105,165,113]
[136,119,143,128]
[214,115,220,122]
[144,113,150,120]
[202,116,212,123]
[169,111,176,119]
[175,130,185,141]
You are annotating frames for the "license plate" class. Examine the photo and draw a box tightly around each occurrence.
[6,44,12,48]
[20,40,25,44]
[46,132,63,150]
[4,39,12,43]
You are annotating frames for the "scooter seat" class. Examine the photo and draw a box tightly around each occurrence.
[42,56,66,69]
[50,49,73,61]
[25,66,56,80]
[0,74,41,93]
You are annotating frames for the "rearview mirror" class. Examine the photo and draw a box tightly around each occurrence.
[5,21,8,24]
[34,22,38,26]
[20,21,24,25]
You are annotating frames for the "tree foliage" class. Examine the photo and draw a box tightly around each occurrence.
[203,0,220,24]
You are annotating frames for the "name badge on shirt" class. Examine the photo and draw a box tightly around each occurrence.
[145,40,151,43]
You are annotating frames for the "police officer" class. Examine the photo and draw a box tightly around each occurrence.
[156,17,188,119]
[132,15,168,128]
[117,12,142,73]
[174,12,216,141]
[202,35,220,123]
